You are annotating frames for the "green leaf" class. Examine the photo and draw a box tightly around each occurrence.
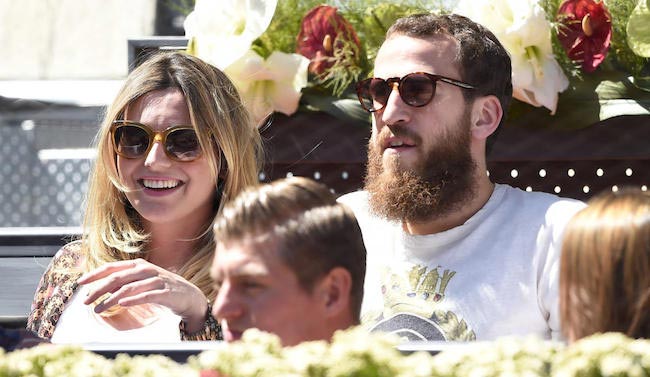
[626,0,650,57]
[185,37,196,56]
[507,65,650,129]
[253,0,322,58]
[301,92,370,124]
[342,3,427,65]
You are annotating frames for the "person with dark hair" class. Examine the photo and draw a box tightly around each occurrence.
[339,13,585,341]
[560,188,650,342]
[0,327,46,351]
[27,52,263,342]
[211,177,366,346]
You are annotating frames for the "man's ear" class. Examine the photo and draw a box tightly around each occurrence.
[315,267,353,318]
[470,95,502,140]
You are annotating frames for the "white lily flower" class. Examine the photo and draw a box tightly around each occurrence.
[225,50,310,124]
[454,0,569,114]
[183,0,277,69]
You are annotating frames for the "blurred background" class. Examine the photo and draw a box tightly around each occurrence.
[0,0,191,228]
[1,0,648,228]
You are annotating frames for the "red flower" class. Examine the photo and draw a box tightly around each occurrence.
[296,5,361,75]
[557,0,612,73]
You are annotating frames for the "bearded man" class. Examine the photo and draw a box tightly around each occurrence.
[338,13,585,341]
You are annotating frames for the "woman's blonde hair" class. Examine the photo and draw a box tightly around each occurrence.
[560,188,650,340]
[82,52,263,299]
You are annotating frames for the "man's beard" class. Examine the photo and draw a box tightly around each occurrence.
[365,115,477,223]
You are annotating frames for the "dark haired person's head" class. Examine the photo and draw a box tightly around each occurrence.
[386,13,512,149]
[361,13,512,224]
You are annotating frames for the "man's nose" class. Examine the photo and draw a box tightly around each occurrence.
[380,82,410,126]
[212,282,243,321]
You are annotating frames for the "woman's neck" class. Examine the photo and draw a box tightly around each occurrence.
[144,220,208,272]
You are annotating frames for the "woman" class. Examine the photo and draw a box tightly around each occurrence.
[27,52,263,342]
[560,188,650,342]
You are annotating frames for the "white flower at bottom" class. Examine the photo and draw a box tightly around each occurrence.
[454,0,568,114]
[225,50,310,124]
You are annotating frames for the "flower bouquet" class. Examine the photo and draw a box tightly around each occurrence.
[3,331,650,376]
[0,343,196,377]
[182,0,649,130]
[552,332,650,376]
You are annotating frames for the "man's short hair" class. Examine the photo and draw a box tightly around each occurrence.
[387,13,513,152]
[213,177,366,320]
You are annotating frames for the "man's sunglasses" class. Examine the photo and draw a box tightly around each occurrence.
[110,120,202,162]
[355,72,475,113]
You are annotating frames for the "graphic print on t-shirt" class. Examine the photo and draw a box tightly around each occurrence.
[364,265,476,341]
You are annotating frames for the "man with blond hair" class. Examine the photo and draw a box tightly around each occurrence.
[210,177,366,346]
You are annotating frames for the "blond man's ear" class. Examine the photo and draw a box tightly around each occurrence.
[314,267,353,318]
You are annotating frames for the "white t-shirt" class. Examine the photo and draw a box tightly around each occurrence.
[338,183,585,341]
[51,285,182,344]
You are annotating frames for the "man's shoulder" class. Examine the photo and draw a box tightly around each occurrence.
[496,184,586,214]
[338,189,367,203]
[492,184,586,235]
[337,190,398,233]
[337,190,370,214]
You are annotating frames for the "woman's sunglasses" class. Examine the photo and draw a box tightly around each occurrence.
[355,72,475,113]
[110,120,202,162]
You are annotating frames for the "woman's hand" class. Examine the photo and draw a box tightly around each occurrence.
[77,259,208,332]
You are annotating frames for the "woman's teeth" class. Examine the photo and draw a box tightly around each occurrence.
[142,179,180,189]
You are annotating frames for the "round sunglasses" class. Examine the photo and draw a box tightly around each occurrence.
[110,120,202,162]
[355,72,475,113]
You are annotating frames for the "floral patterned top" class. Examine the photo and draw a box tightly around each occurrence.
[26,241,221,341]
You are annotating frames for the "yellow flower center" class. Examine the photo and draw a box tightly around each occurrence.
[525,46,544,80]
[323,34,333,53]
[581,14,593,37]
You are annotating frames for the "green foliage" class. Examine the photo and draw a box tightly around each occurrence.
[163,0,196,16]
[253,0,323,58]
[342,3,428,69]
[5,332,650,376]
[0,345,113,377]
[111,354,195,377]
[553,333,650,377]
[313,36,367,97]
[510,0,650,129]
[253,0,430,94]
[540,0,584,84]
[626,0,650,58]
[431,336,560,377]
[605,0,649,77]
[184,0,650,127]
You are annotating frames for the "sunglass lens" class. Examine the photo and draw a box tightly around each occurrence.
[369,79,391,110]
[167,128,201,161]
[357,80,375,112]
[114,125,149,158]
[358,79,390,112]
[401,74,435,107]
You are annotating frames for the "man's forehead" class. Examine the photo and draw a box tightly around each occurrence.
[374,34,461,78]
[212,241,277,277]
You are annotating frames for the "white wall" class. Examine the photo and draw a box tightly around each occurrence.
[0,0,157,80]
